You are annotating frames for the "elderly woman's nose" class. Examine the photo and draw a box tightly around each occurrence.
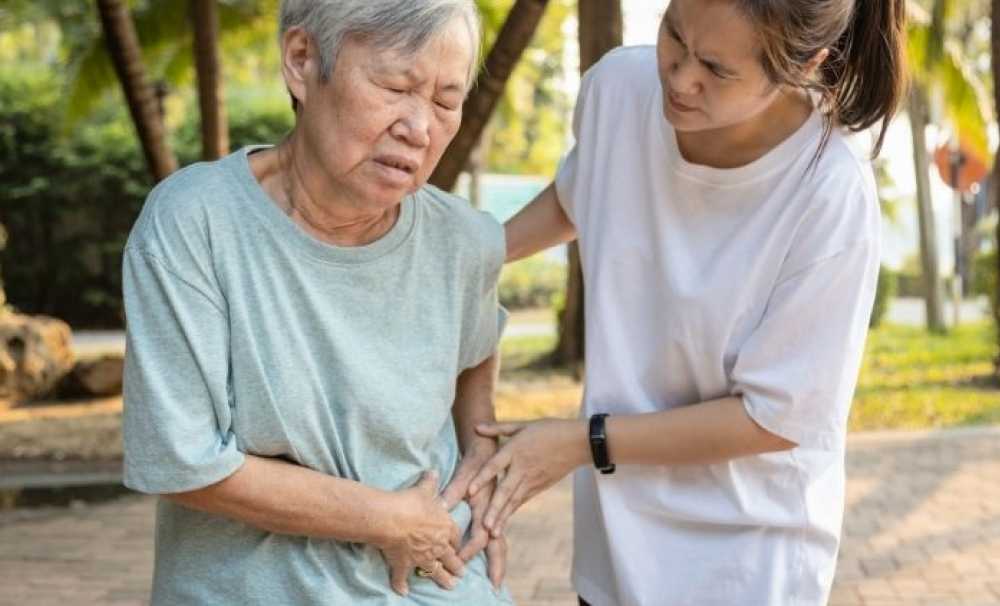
[390,100,432,148]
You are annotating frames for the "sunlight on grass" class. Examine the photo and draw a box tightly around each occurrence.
[850,322,1000,430]
[499,322,1000,431]
[498,334,581,421]
[500,334,557,371]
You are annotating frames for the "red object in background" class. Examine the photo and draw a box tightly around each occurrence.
[934,141,989,194]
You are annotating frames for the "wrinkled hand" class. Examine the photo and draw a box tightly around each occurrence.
[469,419,589,538]
[376,471,465,597]
[441,452,507,588]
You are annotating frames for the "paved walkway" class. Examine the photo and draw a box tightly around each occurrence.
[2,427,1000,605]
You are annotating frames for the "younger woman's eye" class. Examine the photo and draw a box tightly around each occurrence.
[665,24,684,45]
[704,63,727,79]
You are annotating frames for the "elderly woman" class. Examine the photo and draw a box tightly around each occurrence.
[121,1,511,604]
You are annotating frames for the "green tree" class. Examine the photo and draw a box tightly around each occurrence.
[94,0,178,182]
[553,0,623,370]
[0,1,279,179]
[191,0,229,160]
[992,0,1000,377]
[907,0,992,333]
[431,0,553,189]
[484,0,573,176]
[81,1,277,172]
[64,1,277,125]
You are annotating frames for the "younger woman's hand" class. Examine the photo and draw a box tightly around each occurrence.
[440,449,507,588]
[468,419,589,538]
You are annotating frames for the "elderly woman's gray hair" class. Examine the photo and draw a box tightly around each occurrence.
[280,0,482,90]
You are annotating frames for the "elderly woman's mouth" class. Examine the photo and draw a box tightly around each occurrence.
[373,155,419,177]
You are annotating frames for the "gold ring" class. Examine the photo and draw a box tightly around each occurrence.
[414,561,441,579]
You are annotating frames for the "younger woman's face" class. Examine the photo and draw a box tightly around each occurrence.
[656,0,782,133]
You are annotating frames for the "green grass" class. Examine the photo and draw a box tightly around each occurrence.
[500,323,1000,431]
[850,322,1000,431]
[500,334,557,372]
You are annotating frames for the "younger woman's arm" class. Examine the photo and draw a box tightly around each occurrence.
[504,183,577,262]
[467,397,795,535]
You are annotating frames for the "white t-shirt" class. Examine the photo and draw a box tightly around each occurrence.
[555,47,880,606]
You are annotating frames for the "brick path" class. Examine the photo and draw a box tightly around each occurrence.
[2,426,999,606]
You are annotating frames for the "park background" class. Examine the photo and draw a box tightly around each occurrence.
[1,2,1000,605]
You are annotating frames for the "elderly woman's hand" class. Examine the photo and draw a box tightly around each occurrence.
[375,471,465,597]
[469,419,590,538]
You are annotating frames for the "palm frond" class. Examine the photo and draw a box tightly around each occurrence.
[906,5,992,164]
[62,38,120,132]
[906,20,932,82]
[62,0,271,130]
[162,44,196,92]
[925,0,958,66]
[937,41,992,162]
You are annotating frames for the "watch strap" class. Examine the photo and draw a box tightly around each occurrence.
[588,413,615,475]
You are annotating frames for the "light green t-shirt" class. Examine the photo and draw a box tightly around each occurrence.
[122,146,512,605]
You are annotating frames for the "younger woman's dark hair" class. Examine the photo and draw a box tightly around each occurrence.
[736,0,908,159]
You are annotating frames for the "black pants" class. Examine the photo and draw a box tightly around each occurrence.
[579,599,591,606]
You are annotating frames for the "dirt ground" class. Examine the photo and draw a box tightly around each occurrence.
[0,373,582,463]
[0,398,124,461]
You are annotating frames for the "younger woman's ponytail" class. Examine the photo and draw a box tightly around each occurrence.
[738,0,909,158]
[823,0,908,157]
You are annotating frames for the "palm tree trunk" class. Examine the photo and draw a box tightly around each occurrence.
[430,0,550,190]
[578,0,624,69]
[552,0,622,369]
[908,85,948,333]
[95,0,178,182]
[991,0,1000,376]
[0,223,6,312]
[191,0,229,160]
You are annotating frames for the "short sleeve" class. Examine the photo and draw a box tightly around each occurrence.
[731,240,879,450]
[460,217,508,370]
[554,147,580,227]
[122,247,244,494]
[461,304,509,371]
[554,61,601,227]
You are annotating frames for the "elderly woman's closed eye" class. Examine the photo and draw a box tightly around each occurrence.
[120,1,512,605]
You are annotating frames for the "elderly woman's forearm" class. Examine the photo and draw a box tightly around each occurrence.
[504,183,576,262]
[452,353,501,458]
[165,455,395,545]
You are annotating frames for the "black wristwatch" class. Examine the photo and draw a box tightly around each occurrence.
[588,413,615,475]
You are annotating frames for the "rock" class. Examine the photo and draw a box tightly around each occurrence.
[0,313,75,403]
[58,355,124,398]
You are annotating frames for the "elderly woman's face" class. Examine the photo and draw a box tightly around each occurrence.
[295,18,473,209]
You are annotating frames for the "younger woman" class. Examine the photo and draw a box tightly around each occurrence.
[470,1,907,604]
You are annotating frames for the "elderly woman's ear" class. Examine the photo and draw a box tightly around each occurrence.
[281,26,313,111]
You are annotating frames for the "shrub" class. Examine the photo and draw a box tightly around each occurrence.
[894,272,925,298]
[870,266,897,328]
[0,70,294,327]
[171,93,294,164]
[499,256,566,310]
[0,68,151,327]
[974,248,997,319]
